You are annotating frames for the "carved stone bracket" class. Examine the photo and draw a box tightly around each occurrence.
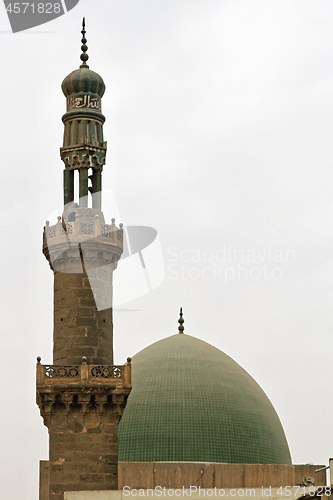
[36,362,131,428]
[61,150,106,170]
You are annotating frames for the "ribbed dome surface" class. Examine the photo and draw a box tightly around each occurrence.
[62,67,105,97]
[119,334,291,464]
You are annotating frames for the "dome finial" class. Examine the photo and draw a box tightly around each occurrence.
[80,17,89,68]
[178,307,184,334]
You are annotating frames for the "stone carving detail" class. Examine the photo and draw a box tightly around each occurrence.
[101,224,111,236]
[45,366,79,378]
[61,223,74,235]
[48,227,56,239]
[67,94,101,112]
[45,221,123,240]
[61,152,106,169]
[91,366,122,379]
[66,223,74,234]
[81,223,94,235]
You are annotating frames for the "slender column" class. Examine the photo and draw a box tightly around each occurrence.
[72,120,79,145]
[63,169,74,206]
[89,120,96,143]
[97,122,103,143]
[96,170,102,209]
[81,119,87,143]
[79,167,88,206]
[64,122,71,147]
[91,168,102,209]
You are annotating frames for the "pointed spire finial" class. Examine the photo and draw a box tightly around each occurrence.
[178,307,184,334]
[80,17,89,68]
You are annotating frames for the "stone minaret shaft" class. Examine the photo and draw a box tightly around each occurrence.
[45,19,118,367]
[37,20,131,500]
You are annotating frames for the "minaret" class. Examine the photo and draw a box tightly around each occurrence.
[36,20,131,500]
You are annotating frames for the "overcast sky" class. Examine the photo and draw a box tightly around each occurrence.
[1,1,333,498]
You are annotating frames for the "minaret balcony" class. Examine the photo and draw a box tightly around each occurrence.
[36,359,131,390]
[42,215,123,271]
[36,357,132,426]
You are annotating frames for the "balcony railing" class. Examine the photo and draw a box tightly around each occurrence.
[36,360,131,387]
[45,220,123,241]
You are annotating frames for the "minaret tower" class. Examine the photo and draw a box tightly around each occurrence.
[36,20,131,500]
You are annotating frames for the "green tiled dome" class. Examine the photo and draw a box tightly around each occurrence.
[119,333,291,464]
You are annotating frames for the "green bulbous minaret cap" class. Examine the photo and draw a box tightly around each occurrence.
[62,67,105,98]
[61,18,105,98]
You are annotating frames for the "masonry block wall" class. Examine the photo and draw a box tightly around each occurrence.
[48,396,123,500]
[53,270,113,365]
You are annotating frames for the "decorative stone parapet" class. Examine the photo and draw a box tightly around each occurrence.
[36,357,132,426]
[42,216,123,273]
[43,217,123,247]
[36,360,131,388]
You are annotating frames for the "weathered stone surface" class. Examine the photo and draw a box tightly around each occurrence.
[39,461,50,500]
[53,269,114,366]
[79,297,97,308]
[37,361,131,500]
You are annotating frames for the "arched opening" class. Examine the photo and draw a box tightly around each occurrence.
[87,394,98,413]
[51,394,66,414]
[69,394,82,413]
[103,394,113,413]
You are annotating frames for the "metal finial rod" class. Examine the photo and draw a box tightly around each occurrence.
[178,307,184,334]
[80,17,89,68]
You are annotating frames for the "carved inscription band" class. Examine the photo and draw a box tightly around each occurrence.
[67,93,101,112]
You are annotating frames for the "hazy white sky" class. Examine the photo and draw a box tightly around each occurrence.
[1,1,333,498]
